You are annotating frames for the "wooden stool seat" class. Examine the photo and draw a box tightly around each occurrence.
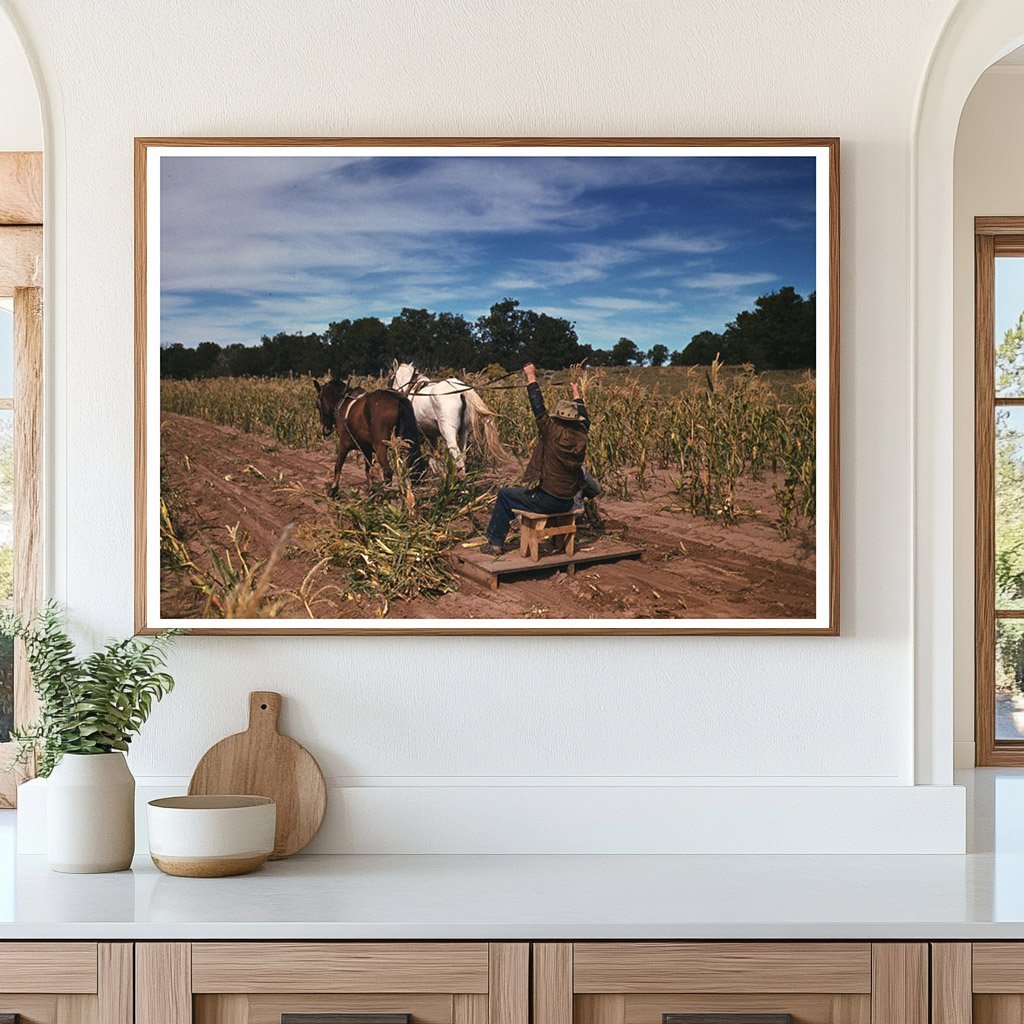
[517,509,583,562]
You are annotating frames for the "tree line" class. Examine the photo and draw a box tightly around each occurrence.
[160,288,816,380]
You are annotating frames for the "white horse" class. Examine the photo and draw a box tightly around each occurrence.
[389,360,508,472]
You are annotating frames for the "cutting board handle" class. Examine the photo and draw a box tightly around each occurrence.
[248,691,282,734]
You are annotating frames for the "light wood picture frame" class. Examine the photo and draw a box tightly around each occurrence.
[135,137,839,635]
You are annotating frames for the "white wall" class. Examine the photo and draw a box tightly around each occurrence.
[0,0,974,852]
[952,66,1024,767]
[0,10,39,151]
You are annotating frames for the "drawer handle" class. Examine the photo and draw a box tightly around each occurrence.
[283,1015,412,1024]
[664,1016,794,1024]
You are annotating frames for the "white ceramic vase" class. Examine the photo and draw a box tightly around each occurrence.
[46,752,136,873]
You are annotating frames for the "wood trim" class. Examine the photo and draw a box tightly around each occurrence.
[0,153,42,225]
[14,286,42,723]
[976,229,998,765]
[0,942,97,993]
[870,945,927,1024]
[968,942,1024,992]
[136,942,192,1024]
[133,137,147,634]
[137,136,841,148]
[0,226,42,296]
[572,943,872,994]
[488,943,529,1024]
[98,943,134,1024]
[191,942,489,993]
[930,944,971,1024]
[977,216,1024,236]
[134,136,840,637]
[534,944,573,1024]
[575,995,625,1024]
[455,994,490,1024]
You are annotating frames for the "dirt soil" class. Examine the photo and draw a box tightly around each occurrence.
[160,412,816,621]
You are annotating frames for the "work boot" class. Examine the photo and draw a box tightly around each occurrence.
[479,542,504,557]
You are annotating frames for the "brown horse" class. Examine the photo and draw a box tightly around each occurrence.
[313,379,426,495]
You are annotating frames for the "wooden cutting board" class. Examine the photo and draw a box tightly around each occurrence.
[188,691,327,860]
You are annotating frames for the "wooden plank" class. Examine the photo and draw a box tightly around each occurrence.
[534,944,573,1024]
[973,995,1024,1024]
[972,944,1024,992]
[14,286,42,730]
[489,943,529,1024]
[574,943,872,995]
[455,994,489,1024]
[0,943,96,994]
[192,942,489,994]
[97,944,133,1024]
[931,945,972,1024]
[0,226,42,296]
[977,217,1024,236]
[455,541,642,581]
[194,994,249,1024]
[870,945,927,1024]
[576,996,625,1024]
[134,137,148,632]
[0,152,42,225]
[976,230,999,766]
[136,943,192,1024]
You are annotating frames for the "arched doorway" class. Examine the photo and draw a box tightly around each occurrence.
[913,0,1024,784]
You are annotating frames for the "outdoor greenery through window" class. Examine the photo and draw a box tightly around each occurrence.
[993,257,1024,740]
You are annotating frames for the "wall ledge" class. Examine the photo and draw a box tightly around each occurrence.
[18,778,966,855]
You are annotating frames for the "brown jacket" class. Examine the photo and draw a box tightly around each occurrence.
[522,382,589,500]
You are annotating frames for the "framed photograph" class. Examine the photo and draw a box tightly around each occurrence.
[135,137,838,635]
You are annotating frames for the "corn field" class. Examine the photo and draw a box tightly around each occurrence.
[162,361,817,533]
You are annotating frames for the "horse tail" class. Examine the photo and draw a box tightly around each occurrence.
[396,395,427,478]
[462,388,510,464]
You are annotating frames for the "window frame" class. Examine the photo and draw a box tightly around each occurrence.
[975,217,1024,765]
[0,151,43,807]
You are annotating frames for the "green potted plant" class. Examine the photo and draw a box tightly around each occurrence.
[2,603,177,873]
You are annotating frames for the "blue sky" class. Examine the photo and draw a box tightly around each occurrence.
[160,153,818,354]
[997,257,1024,339]
[0,310,13,396]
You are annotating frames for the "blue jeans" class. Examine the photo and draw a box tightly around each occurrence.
[486,486,575,546]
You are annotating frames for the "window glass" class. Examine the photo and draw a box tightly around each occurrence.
[996,407,1024,610]
[997,257,1024,397]
[997,620,1024,741]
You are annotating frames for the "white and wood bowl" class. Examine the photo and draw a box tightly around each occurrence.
[147,795,276,878]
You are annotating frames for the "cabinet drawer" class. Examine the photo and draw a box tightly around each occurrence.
[191,943,490,993]
[535,944,924,1024]
[0,942,98,993]
[572,944,872,994]
[138,942,528,1024]
[0,942,130,1024]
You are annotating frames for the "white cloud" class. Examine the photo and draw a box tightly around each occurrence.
[683,272,776,290]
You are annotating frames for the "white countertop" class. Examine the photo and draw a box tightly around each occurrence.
[3,848,1024,940]
[1,770,1022,941]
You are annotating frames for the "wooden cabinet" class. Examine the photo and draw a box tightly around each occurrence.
[0,942,132,1023]
[0,939,933,1024]
[136,942,528,1024]
[533,944,928,1024]
[932,943,1024,1024]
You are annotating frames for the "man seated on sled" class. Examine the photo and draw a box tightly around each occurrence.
[480,363,590,557]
